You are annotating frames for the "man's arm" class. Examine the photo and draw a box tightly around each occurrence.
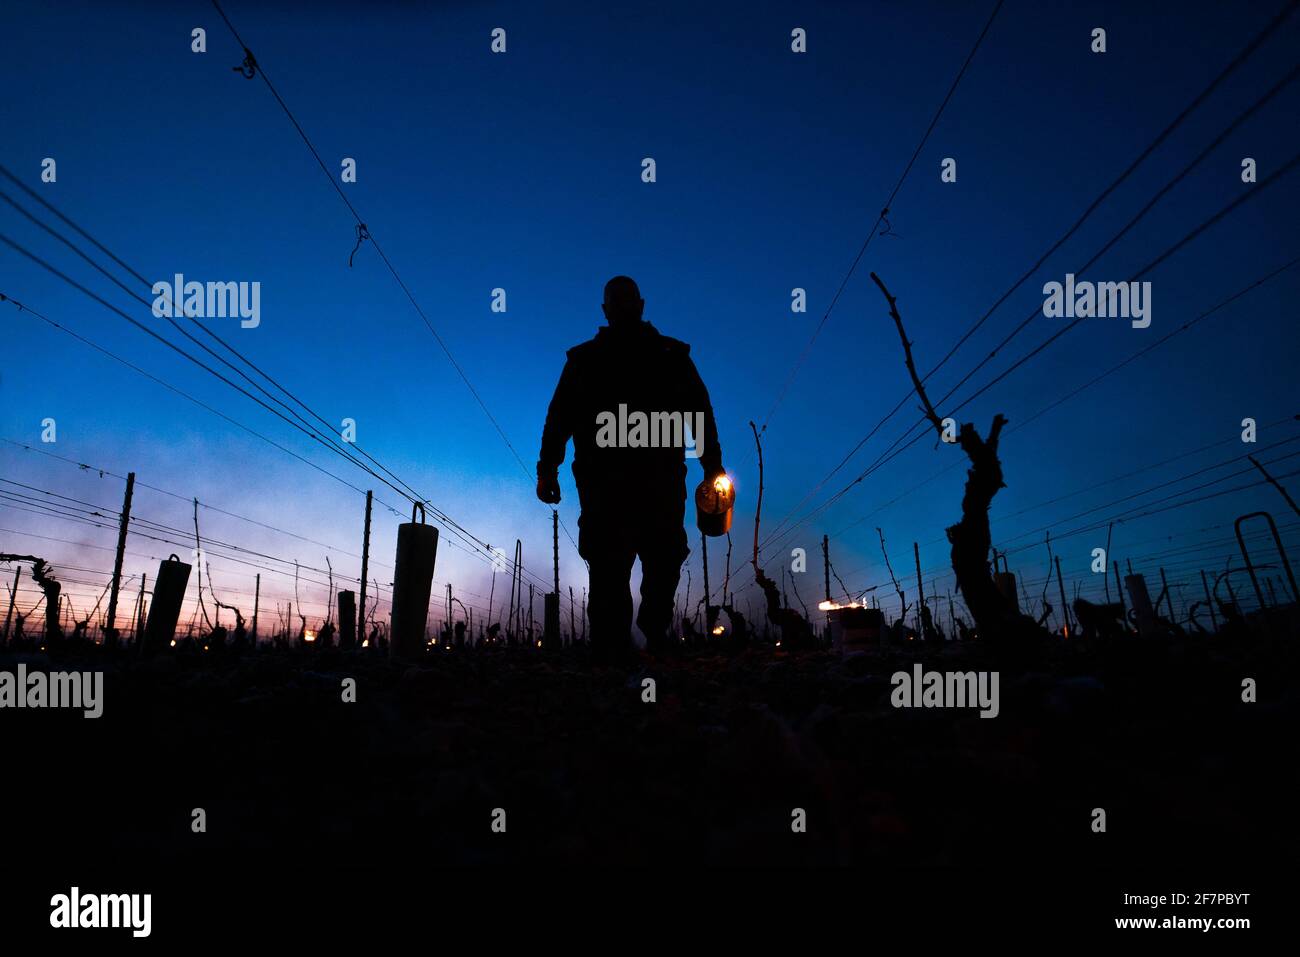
[540,356,578,470]
[537,356,577,502]
[683,354,724,478]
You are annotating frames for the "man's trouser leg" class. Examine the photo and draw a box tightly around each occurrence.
[587,551,636,653]
[578,508,636,657]
[635,499,688,646]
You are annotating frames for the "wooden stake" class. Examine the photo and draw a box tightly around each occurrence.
[358,490,372,648]
[1103,522,1114,602]
[1055,555,1070,637]
[913,541,924,635]
[3,565,20,646]
[104,471,135,645]
[723,533,732,608]
[822,535,831,605]
[133,573,147,646]
[1113,561,1126,629]
[701,532,711,630]
[1201,569,1218,632]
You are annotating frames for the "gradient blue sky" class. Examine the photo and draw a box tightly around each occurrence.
[3,0,1299,633]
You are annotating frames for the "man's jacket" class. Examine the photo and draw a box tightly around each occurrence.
[539,320,722,496]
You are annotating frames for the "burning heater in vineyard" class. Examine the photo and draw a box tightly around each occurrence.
[696,474,735,537]
[819,600,884,654]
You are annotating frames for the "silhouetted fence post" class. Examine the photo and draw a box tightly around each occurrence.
[131,573,147,647]
[251,573,260,646]
[487,554,497,635]
[1201,569,1218,632]
[822,535,831,606]
[544,510,560,649]
[1113,561,1127,629]
[358,490,373,652]
[390,503,438,659]
[2,565,19,646]
[1055,555,1070,637]
[701,532,712,633]
[1159,568,1174,621]
[103,470,135,648]
[1103,522,1115,602]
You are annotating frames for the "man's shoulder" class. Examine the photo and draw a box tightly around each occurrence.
[657,333,691,356]
[565,336,601,361]
[645,322,691,356]
[565,325,691,361]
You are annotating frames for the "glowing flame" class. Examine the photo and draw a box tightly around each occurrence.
[713,474,732,495]
[819,600,864,611]
[536,640,542,647]
[303,629,317,642]
[169,639,176,647]
[361,639,370,648]
[711,625,725,635]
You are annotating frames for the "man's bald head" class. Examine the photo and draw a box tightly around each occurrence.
[602,275,644,326]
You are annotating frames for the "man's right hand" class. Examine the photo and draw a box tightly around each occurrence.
[536,470,561,504]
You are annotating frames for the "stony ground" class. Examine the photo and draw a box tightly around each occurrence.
[2,635,1294,870]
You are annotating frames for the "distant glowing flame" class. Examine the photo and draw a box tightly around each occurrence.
[711,625,725,635]
[303,629,317,642]
[169,639,176,647]
[536,640,542,647]
[361,639,369,648]
[819,600,864,611]
[713,475,732,495]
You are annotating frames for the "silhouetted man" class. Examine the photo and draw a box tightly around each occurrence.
[537,276,724,662]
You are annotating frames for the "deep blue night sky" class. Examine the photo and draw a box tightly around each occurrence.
[3,0,1298,633]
